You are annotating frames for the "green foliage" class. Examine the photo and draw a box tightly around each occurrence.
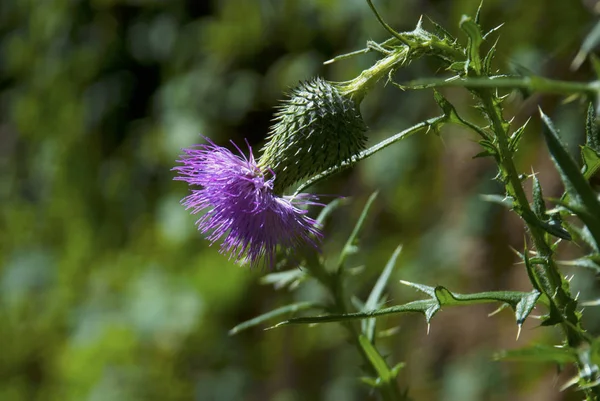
[362,245,402,343]
[4,0,600,400]
[572,20,600,70]
[358,335,405,398]
[460,15,484,75]
[540,109,600,248]
[586,102,600,154]
[495,344,578,364]
[229,302,322,335]
[265,2,600,398]
[337,192,379,271]
[273,282,540,330]
[582,145,600,181]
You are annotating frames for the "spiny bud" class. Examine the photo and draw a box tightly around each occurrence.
[258,77,367,193]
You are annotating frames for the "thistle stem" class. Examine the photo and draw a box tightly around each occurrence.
[337,47,408,104]
[304,252,405,401]
[408,75,600,97]
[474,88,600,399]
[475,88,583,343]
[294,115,444,195]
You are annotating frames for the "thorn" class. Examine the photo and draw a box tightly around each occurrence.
[529,167,539,178]
[324,58,334,65]
[488,304,506,317]
[264,322,284,331]
[516,324,522,341]
[560,375,580,392]
[416,15,424,30]
[508,246,523,258]
[537,105,545,116]
[427,323,431,335]
[444,75,461,82]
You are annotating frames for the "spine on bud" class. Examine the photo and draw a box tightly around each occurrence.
[258,77,367,193]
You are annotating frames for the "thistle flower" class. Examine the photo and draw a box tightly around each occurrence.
[173,137,322,268]
[259,77,368,193]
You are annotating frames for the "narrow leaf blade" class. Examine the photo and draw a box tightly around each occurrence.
[359,335,392,381]
[539,109,600,245]
[229,302,321,335]
[495,344,577,364]
[364,245,403,341]
[337,192,378,270]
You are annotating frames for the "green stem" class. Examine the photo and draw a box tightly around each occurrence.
[475,89,600,400]
[294,115,444,195]
[409,75,600,97]
[475,89,583,344]
[337,47,408,104]
[364,0,463,63]
[304,252,404,401]
[336,0,466,105]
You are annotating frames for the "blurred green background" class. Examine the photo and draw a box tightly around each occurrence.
[2,0,600,400]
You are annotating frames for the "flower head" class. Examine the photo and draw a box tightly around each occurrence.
[259,77,367,193]
[173,137,322,267]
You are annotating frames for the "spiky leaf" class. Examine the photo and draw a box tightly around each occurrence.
[495,344,577,364]
[559,254,600,273]
[540,109,600,246]
[271,282,540,328]
[337,192,378,270]
[582,145,600,182]
[586,102,600,153]
[459,16,483,75]
[482,38,498,75]
[509,119,529,153]
[532,176,546,219]
[229,302,322,335]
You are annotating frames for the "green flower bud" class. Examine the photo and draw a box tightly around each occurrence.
[258,77,367,193]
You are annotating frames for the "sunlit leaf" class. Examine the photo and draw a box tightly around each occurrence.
[260,269,307,290]
[459,16,483,75]
[337,192,378,270]
[509,118,529,153]
[495,344,577,364]
[540,109,600,247]
[480,194,514,208]
[559,254,600,273]
[586,102,600,153]
[229,302,323,335]
[359,335,393,381]
[532,175,546,219]
[581,146,600,182]
[571,20,600,70]
[363,245,403,342]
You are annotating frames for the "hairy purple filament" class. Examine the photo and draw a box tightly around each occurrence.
[173,137,322,267]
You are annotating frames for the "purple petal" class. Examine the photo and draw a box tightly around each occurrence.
[173,137,322,268]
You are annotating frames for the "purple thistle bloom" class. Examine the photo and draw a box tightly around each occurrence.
[173,137,322,268]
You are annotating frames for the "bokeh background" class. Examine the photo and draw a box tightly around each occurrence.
[2,0,600,400]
